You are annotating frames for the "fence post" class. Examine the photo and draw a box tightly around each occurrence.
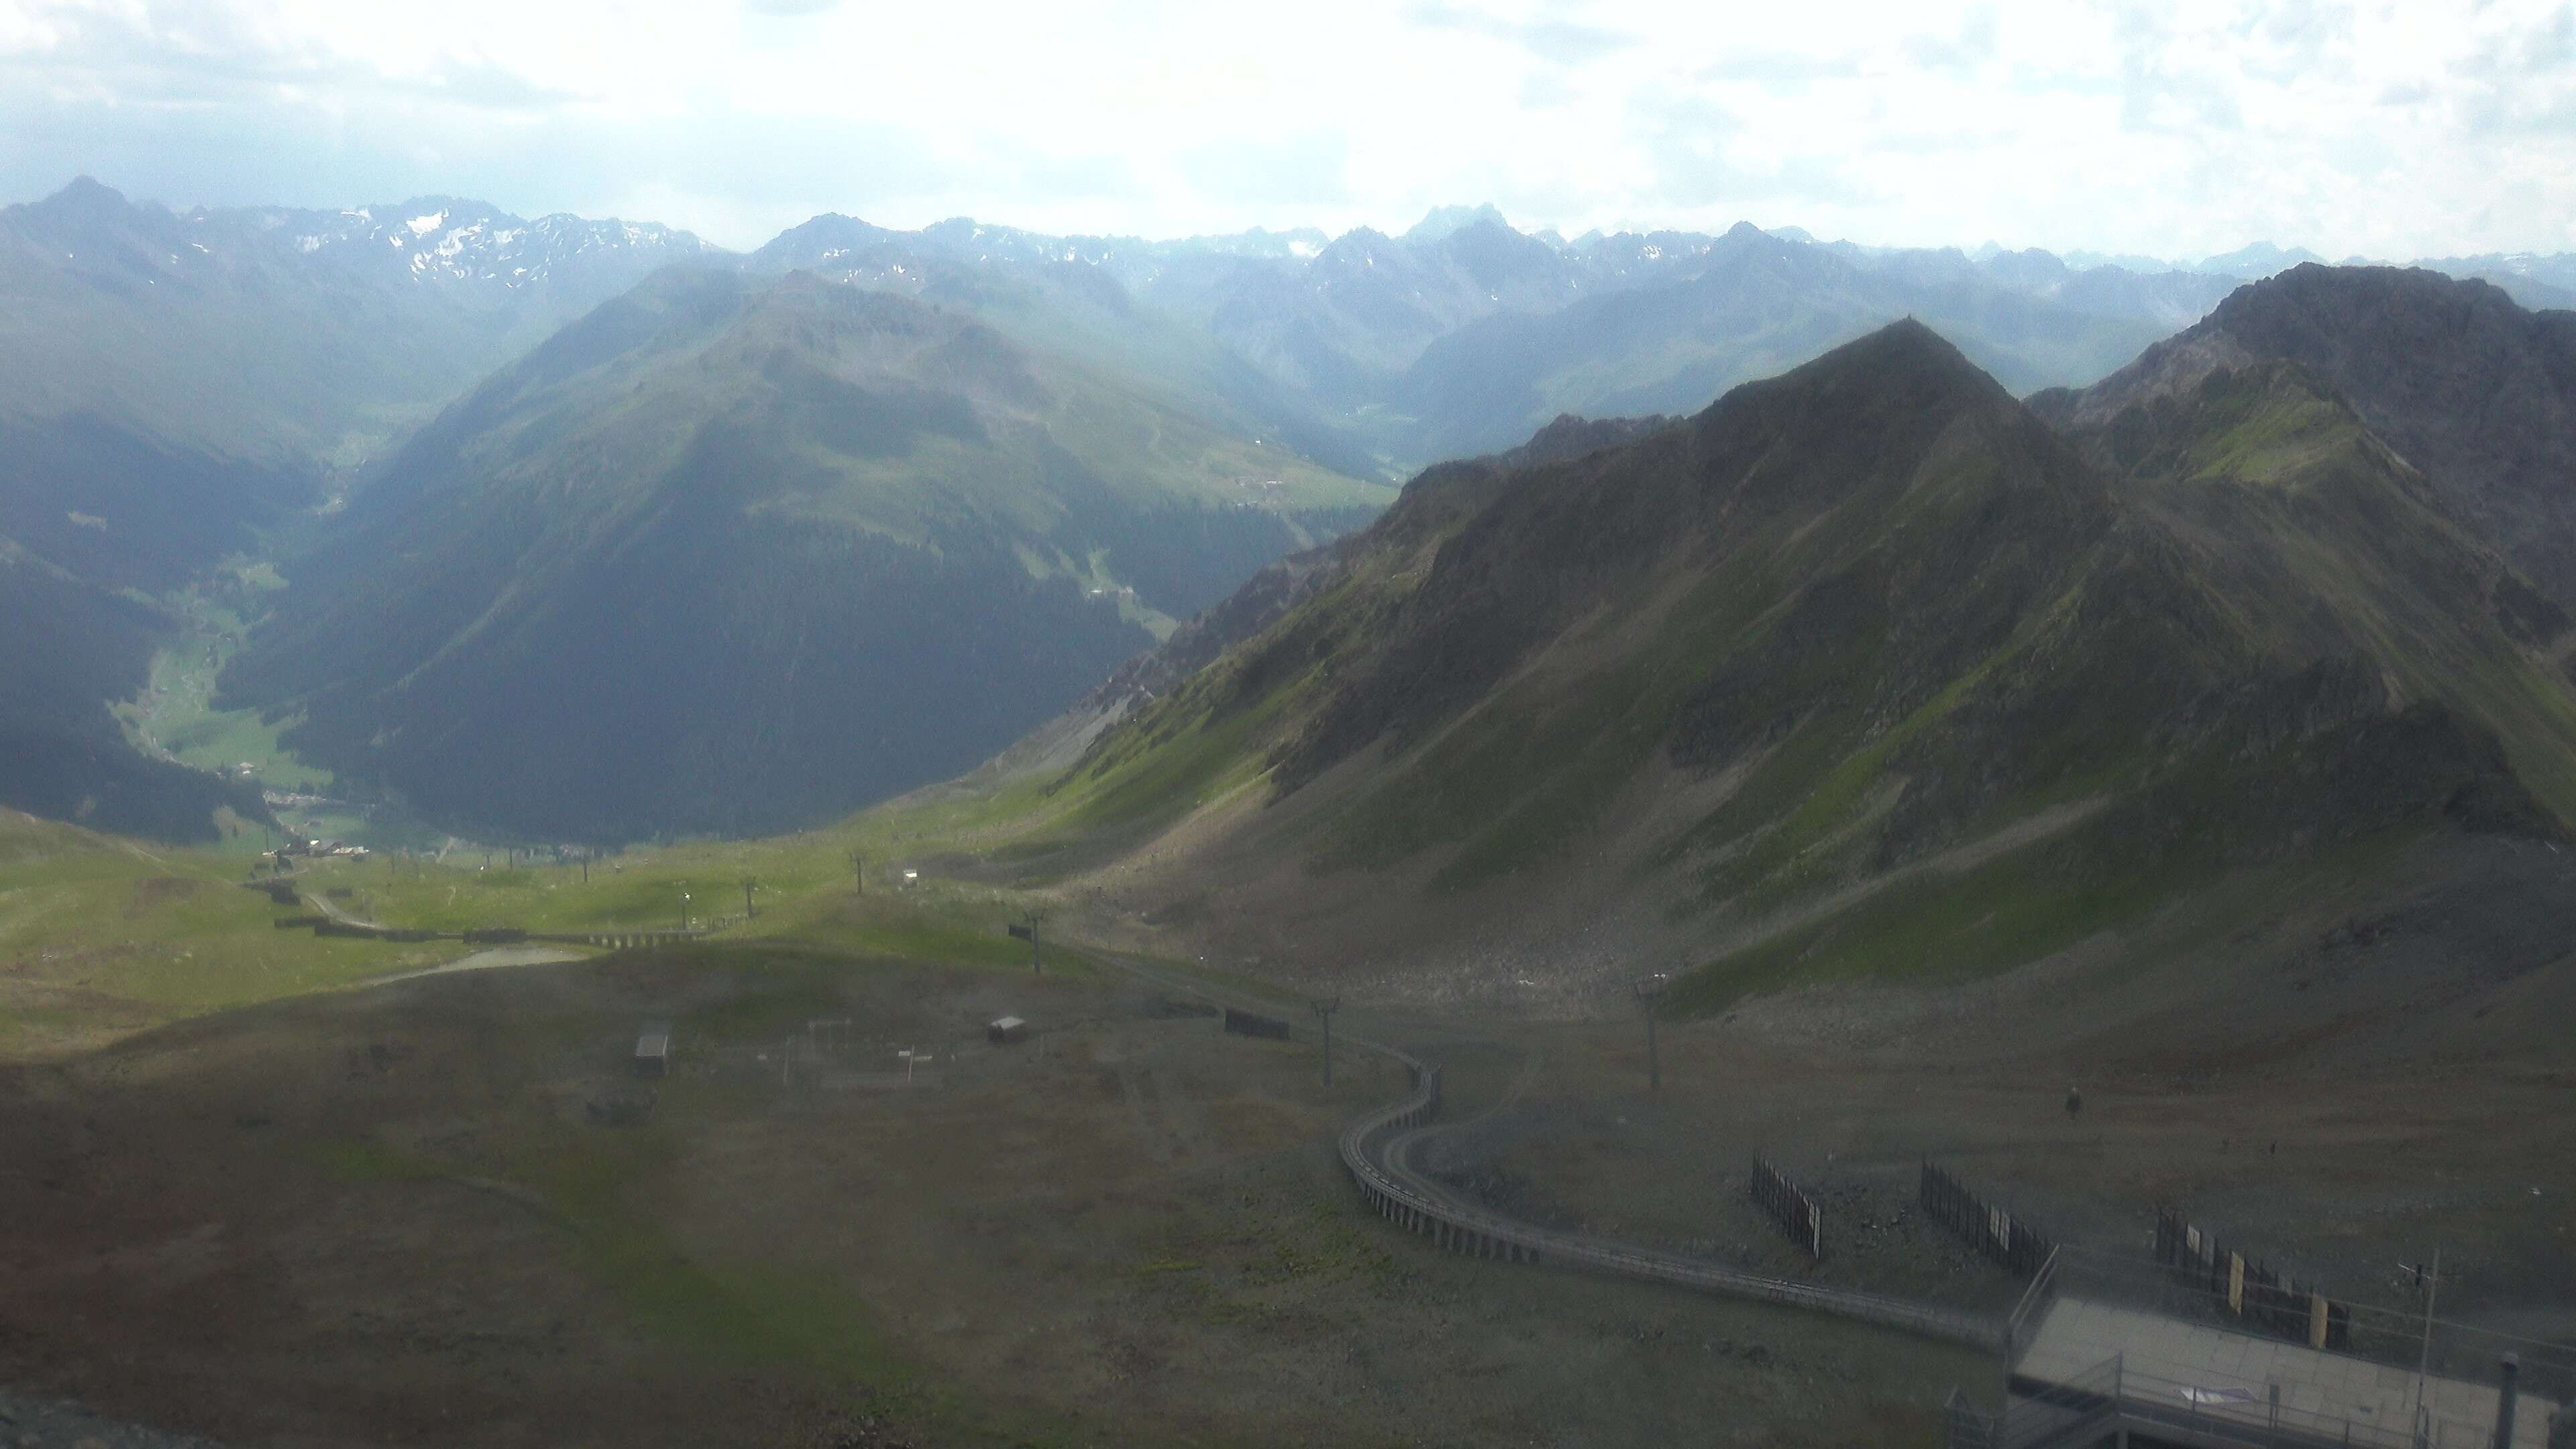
[2493,1352,2518,1449]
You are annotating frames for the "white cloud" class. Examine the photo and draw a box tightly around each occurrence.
[1,0,2571,260]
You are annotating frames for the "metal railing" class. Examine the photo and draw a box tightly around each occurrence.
[2105,1360,2423,1448]
[2005,1246,2063,1367]
[1052,943,2010,1355]
[1999,1352,2124,1449]
[1334,1042,2004,1351]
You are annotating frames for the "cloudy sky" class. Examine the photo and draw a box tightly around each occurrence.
[2,0,2571,260]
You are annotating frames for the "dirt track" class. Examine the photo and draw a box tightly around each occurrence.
[373,944,588,983]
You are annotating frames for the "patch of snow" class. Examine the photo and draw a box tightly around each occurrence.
[297,235,321,254]
[407,211,447,235]
[188,241,210,254]
[1290,239,1320,258]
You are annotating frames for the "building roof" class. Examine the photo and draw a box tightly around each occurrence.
[2019,1295,2561,1448]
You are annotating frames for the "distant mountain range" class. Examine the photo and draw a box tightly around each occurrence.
[0,178,717,465]
[724,201,2576,465]
[7,174,2575,845]
[750,208,2243,461]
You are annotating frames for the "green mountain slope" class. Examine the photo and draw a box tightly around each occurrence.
[218,268,1389,842]
[919,315,2576,1008]
[2038,264,2576,610]
[751,215,1383,480]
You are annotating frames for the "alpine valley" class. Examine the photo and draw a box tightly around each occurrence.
[8,166,2576,1449]
[8,174,2576,869]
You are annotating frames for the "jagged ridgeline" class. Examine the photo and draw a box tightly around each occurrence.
[1010,315,2576,1003]
[2045,262,2576,610]
[217,268,1389,841]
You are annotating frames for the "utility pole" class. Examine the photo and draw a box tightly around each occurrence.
[850,851,865,896]
[1311,996,1341,1086]
[678,888,691,932]
[1631,973,1670,1092]
[2412,1246,2443,1437]
[741,876,757,920]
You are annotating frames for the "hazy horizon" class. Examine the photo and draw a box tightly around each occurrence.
[5,0,2571,260]
[5,172,2551,277]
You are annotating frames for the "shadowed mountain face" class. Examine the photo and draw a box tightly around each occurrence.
[0,541,268,839]
[217,269,1387,842]
[975,309,2576,1003]
[2041,264,2576,612]
[0,404,289,838]
[0,178,724,841]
